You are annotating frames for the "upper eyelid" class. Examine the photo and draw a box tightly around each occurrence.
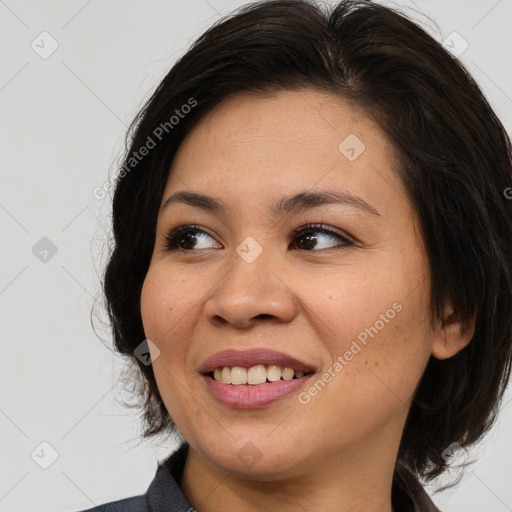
[292,223,352,240]
[165,223,349,239]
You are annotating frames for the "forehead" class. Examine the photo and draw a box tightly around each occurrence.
[163,89,406,217]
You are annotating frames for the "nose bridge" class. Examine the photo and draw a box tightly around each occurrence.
[230,239,275,294]
[204,239,298,327]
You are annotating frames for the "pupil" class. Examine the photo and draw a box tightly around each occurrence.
[180,233,196,250]
[298,234,316,250]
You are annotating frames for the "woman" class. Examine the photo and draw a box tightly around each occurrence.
[81,0,512,511]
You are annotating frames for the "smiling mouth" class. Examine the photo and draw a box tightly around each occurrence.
[206,365,315,385]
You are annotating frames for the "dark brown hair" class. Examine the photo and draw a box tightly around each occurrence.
[98,0,512,486]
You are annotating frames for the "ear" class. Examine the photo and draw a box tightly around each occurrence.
[431,304,476,360]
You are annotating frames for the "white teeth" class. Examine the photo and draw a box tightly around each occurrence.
[282,367,294,381]
[267,365,282,382]
[247,365,266,385]
[231,366,247,385]
[221,367,231,384]
[211,365,309,385]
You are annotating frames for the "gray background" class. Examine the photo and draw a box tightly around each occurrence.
[1,1,511,511]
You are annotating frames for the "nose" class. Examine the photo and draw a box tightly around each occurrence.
[203,246,299,329]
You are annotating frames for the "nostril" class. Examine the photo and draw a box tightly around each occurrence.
[254,314,274,320]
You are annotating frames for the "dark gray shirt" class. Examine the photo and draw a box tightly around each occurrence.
[77,442,440,512]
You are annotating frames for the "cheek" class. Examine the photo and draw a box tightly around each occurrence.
[305,262,432,409]
[303,267,401,357]
[140,266,200,343]
[140,269,194,380]
[139,269,202,421]
[140,271,172,342]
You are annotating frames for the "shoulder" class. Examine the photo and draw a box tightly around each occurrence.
[74,494,148,512]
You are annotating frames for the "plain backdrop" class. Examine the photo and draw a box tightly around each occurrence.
[1,1,511,511]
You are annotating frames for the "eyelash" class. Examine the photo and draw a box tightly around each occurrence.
[162,223,354,252]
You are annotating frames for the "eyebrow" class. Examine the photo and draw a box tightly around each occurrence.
[161,190,380,217]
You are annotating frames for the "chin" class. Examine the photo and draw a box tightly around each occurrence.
[201,436,309,481]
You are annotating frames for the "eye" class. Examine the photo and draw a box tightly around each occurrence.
[162,223,354,252]
[292,223,353,251]
[163,224,221,251]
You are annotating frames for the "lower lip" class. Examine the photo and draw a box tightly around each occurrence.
[201,373,315,409]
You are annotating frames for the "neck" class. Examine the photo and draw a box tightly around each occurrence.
[180,439,397,512]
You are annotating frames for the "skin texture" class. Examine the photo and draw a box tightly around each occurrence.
[140,89,474,512]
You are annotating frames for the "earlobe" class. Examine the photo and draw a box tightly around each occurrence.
[431,306,476,360]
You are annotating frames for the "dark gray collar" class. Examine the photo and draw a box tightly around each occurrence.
[146,442,194,512]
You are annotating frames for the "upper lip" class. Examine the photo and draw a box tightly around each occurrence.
[198,348,317,374]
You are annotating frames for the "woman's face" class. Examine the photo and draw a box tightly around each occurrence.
[140,89,436,479]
